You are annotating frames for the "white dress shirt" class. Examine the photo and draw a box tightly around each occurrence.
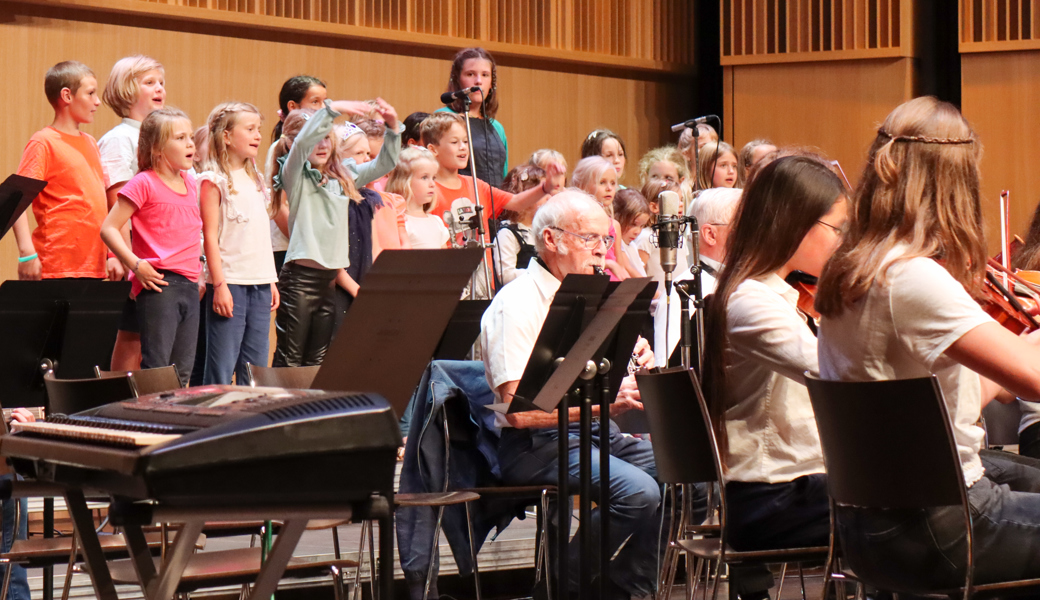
[722,272,825,483]
[653,255,721,367]
[818,248,994,487]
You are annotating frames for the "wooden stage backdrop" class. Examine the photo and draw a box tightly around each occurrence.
[0,0,697,284]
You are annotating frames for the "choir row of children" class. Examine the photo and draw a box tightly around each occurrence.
[9,49,775,390]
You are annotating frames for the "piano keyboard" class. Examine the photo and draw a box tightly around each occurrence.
[10,421,181,448]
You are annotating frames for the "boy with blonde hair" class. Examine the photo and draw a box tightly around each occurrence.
[12,61,109,280]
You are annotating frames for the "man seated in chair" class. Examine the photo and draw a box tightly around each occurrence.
[480,189,693,600]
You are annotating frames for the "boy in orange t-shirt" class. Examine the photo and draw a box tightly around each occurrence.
[12,61,112,280]
[420,112,558,229]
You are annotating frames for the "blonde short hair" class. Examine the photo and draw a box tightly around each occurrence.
[102,55,164,118]
[420,112,464,147]
[385,146,439,212]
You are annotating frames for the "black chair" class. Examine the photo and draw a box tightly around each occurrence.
[638,367,827,600]
[43,371,135,415]
[94,365,183,397]
[245,364,320,389]
[805,374,1040,600]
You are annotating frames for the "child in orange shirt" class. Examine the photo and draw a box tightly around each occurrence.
[13,61,109,280]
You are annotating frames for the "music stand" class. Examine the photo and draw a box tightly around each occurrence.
[0,175,45,239]
[313,248,483,418]
[511,276,652,600]
[432,299,491,361]
[0,280,130,409]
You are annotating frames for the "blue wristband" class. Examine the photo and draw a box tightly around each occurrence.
[18,253,37,263]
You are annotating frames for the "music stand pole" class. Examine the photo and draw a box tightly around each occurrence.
[596,358,612,599]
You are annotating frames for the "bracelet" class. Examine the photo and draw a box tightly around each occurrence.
[132,259,142,273]
[214,281,226,289]
[17,254,37,263]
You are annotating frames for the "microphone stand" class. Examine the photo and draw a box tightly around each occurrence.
[674,216,704,371]
[459,96,498,298]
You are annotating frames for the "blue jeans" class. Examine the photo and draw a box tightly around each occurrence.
[203,284,272,385]
[0,475,29,600]
[499,420,670,599]
[136,271,200,386]
[838,452,1040,593]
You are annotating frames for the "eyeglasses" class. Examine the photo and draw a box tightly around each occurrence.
[816,220,845,235]
[550,227,615,250]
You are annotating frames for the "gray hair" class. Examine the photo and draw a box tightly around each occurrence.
[532,188,606,255]
[690,187,741,228]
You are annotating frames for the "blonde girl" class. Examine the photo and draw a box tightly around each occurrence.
[267,99,370,366]
[197,102,280,385]
[572,156,640,280]
[100,108,201,386]
[386,146,449,249]
[697,141,739,190]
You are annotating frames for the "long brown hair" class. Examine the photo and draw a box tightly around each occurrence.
[702,156,844,459]
[447,48,499,119]
[138,107,190,173]
[202,102,266,200]
[816,96,984,317]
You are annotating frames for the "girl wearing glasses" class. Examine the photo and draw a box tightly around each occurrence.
[701,155,847,600]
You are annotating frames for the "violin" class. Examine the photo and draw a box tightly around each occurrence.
[981,259,1040,334]
[785,271,820,321]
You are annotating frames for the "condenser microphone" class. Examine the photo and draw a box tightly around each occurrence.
[655,190,682,296]
[440,87,481,105]
[670,115,719,133]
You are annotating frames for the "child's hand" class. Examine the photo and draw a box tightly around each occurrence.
[9,408,35,424]
[17,256,41,281]
[541,161,566,196]
[329,101,373,119]
[373,98,399,130]
[134,260,167,292]
[270,283,280,312]
[107,257,126,281]
[212,283,234,318]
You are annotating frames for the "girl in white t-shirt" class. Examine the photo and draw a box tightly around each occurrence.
[816,96,1040,591]
[700,156,846,600]
[388,147,449,249]
[197,102,280,385]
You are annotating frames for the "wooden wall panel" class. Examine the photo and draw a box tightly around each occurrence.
[0,2,690,284]
[724,58,915,187]
[961,51,1040,254]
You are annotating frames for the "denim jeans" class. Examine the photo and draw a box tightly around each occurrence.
[272,263,337,367]
[203,284,272,385]
[0,475,29,600]
[837,453,1040,593]
[136,271,200,386]
[499,420,675,599]
[725,474,830,598]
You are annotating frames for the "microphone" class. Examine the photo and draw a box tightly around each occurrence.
[670,115,719,133]
[440,87,481,105]
[655,190,682,296]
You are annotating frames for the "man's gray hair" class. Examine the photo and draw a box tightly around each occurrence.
[690,187,741,228]
[532,189,606,254]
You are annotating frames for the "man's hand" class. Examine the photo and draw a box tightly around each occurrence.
[610,375,644,417]
[9,408,35,423]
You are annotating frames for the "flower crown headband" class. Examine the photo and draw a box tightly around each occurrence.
[878,128,974,145]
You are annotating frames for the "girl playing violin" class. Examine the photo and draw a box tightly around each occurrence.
[816,96,1040,590]
[701,155,847,600]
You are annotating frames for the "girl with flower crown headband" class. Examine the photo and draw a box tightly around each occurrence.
[816,96,1040,590]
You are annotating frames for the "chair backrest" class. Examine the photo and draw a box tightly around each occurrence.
[246,364,320,389]
[44,371,135,415]
[636,367,722,486]
[96,365,183,397]
[804,374,966,509]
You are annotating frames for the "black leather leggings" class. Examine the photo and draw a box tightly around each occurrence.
[272,262,337,367]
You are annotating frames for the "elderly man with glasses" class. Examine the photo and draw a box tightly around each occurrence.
[480,189,695,600]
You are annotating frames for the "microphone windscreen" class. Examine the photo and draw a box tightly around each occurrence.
[659,190,681,218]
[440,91,456,105]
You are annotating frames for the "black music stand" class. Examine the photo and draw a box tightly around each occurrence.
[0,175,45,238]
[0,280,130,409]
[506,276,652,600]
[432,299,491,360]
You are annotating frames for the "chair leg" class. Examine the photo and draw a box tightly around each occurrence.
[798,563,806,600]
[776,563,787,600]
[423,506,446,600]
[352,521,368,600]
[0,559,12,600]
[61,531,79,600]
[368,520,379,600]
[709,558,723,600]
[464,502,482,600]
[331,565,344,600]
[538,491,552,600]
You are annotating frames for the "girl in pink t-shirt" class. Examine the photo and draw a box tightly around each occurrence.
[101,107,202,386]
